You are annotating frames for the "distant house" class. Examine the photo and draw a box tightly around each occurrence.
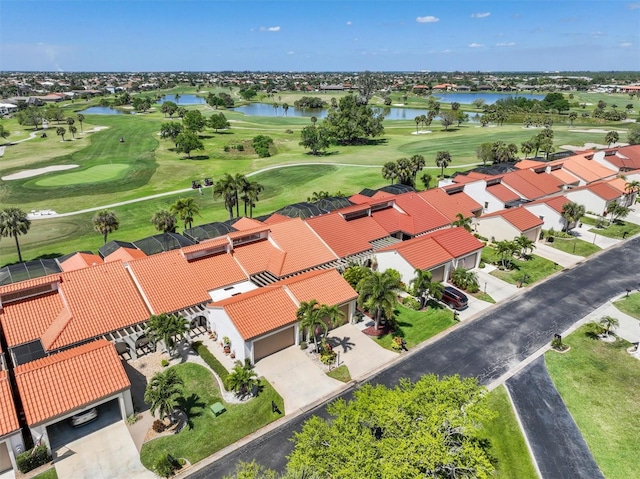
[475,208,543,243]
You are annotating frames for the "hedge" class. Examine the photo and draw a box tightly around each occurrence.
[16,445,51,473]
[192,341,229,390]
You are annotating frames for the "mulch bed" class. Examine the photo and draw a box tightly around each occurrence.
[362,323,394,337]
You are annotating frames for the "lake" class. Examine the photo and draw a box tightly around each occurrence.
[433,92,545,104]
[80,106,129,115]
[156,94,207,105]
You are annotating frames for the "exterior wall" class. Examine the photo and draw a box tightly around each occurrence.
[374,251,418,284]
[565,190,611,216]
[0,433,24,472]
[462,181,506,214]
[251,325,297,362]
[452,250,482,270]
[475,216,521,242]
[523,203,566,231]
[209,280,258,302]
[522,227,541,242]
[206,309,247,362]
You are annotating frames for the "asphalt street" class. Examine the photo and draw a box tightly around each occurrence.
[188,236,640,478]
[506,357,604,479]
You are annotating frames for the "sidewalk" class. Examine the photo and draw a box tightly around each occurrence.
[579,295,640,345]
[533,242,585,268]
[571,223,621,249]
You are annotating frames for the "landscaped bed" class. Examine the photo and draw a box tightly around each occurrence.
[139,362,283,472]
[375,303,456,351]
[581,215,640,239]
[482,247,562,286]
[613,292,640,320]
[545,325,640,478]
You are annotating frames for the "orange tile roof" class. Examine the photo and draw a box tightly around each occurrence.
[377,236,452,271]
[128,249,247,313]
[232,238,280,275]
[348,193,376,204]
[606,177,628,194]
[515,159,546,170]
[560,156,617,183]
[263,213,293,225]
[15,340,130,426]
[482,208,544,232]
[1,291,63,348]
[427,227,485,258]
[446,190,483,212]
[345,215,390,242]
[549,168,581,185]
[180,237,230,256]
[278,269,357,306]
[337,204,371,215]
[417,189,475,222]
[232,217,266,231]
[228,225,271,240]
[267,218,338,275]
[0,274,60,296]
[306,213,373,258]
[501,170,561,200]
[59,253,104,272]
[526,195,571,214]
[376,193,451,235]
[487,183,521,202]
[104,246,147,263]
[586,182,622,201]
[211,286,299,340]
[0,371,19,436]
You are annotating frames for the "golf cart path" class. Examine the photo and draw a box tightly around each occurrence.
[30,161,481,219]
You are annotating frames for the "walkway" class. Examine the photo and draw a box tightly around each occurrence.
[506,357,604,479]
[581,294,640,345]
[475,265,520,302]
[533,242,585,268]
[571,223,621,249]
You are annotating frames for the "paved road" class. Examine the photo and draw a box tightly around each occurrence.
[188,237,640,478]
[506,357,604,479]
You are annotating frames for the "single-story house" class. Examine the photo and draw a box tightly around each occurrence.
[523,195,572,232]
[475,207,544,243]
[565,182,623,216]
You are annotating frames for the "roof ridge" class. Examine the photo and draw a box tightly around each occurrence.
[14,339,110,375]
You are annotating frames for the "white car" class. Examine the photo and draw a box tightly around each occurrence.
[70,408,98,427]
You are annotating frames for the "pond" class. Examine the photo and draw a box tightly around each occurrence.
[433,92,545,104]
[156,94,207,105]
[80,106,129,115]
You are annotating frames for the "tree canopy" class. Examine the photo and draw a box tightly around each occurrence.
[322,94,384,145]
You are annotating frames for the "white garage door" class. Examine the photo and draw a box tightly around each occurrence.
[430,265,446,282]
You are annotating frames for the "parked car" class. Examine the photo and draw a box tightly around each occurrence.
[70,408,98,427]
[441,286,468,310]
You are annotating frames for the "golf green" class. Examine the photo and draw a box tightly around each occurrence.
[34,164,132,187]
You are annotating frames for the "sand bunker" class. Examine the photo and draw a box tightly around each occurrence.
[2,164,79,181]
[411,130,432,135]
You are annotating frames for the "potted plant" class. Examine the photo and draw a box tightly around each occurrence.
[223,336,231,354]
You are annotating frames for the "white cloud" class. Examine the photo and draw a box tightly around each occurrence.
[259,26,280,32]
[416,16,439,23]
[591,31,606,38]
[496,42,516,47]
[629,3,640,10]
[471,12,491,18]
[620,42,633,47]
[469,42,484,48]
[287,51,295,55]
[346,20,352,26]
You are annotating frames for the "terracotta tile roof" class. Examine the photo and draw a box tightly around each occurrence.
[549,168,581,185]
[14,340,130,426]
[501,170,561,200]
[210,286,299,340]
[586,182,622,201]
[0,274,60,296]
[560,156,617,183]
[103,246,147,263]
[377,236,452,271]
[278,269,357,306]
[486,184,521,202]
[1,291,63,348]
[337,204,371,215]
[233,217,266,230]
[267,218,338,275]
[449,175,482,185]
[232,239,280,275]
[417,189,475,222]
[515,159,546,170]
[345,216,390,243]
[59,253,104,272]
[427,227,485,258]
[0,371,20,436]
[606,177,628,194]
[445,190,483,213]
[601,146,640,170]
[380,193,450,235]
[526,195,571,214]
[227,225,271,240]
[306,213,373,258]
[128,249,247,313]
[263,214,293,225]
[481,208,543,232]
[180,237,229,256]
[348,193,376,205]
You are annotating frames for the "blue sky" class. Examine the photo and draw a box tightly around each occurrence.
[1,0,639,72]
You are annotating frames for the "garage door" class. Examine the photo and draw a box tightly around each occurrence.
[459,253,478,270]
[0,442,11,473]
[254,327,295,362]
[430,265,446,282]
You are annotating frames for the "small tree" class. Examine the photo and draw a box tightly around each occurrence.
[92,209,119,244]
[144,368,184,422]
[56,126,66,141]
[0,207,31,263]
[151,209,177,233]
[227,362,259,398]
[435,150,451,178]
[450,268,479,292]
[451,212,472,232]
[175,130,204,158]
[599,315,619,338]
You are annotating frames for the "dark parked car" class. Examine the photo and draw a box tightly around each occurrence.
[441,286,468,310]
[70,407,98,427]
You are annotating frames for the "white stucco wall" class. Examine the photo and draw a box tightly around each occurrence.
[565,190,611,215]
[475,216,521,242]
[206,309,247,363]
[374,250,418,285]
[0,432,24,471]
[523,203,566,231]
[209,280,258,303]
[462,181,507,214]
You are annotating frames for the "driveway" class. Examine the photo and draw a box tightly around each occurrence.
[54,421,154,479]
[475,266,519,302]
[186,236,640,478]
[534,242,585,268]
[254,346,343,414]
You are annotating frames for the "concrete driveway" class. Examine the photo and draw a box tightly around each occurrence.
[254,346,343,414]
[534,242,585,268]
[54,421,154,479]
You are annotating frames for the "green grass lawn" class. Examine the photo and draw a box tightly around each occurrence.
[139,362,283,472]
[613,292,640,320]
[545,325,640,479]
[32,468,58,479]
[581,216,640,239]
[375,303,456,350]
[482,247,562,285]
[34,163,132,186]
[470,291,496,304]
[545,237,601,257]
[327,364,352,383]
[479,386,537,479]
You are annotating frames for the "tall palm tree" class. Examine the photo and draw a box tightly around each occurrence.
[151,209,177,233]
[561,201,585,232]
[69,125,77,139]
[381,162,398,183]
[77,113,84,132]
[170,197,200,230]
[356,270,400,330]
[92,209,119,244]
[605,131,619,147]
[420,173,433,190]
[241,180,264,218]
[0,208,31,263]
[227,362,259,398]
[409,154,425,183]
[435,151,451,178]
[624,180,640,204]
[451,213,472,232]
[495,240,517,269]
[297,300,325,350]
[213,174,238,220]
[282,103,289,116]
[414,116,421,133]
[56,127,66,141]
[233,173,248,217]
[410,269,443,309]
[146,313,190,356]
[144,368,184,422]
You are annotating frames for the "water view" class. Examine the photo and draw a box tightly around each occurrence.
[156,94,207,105]
[80,106,128,115]
[433,92,545,104]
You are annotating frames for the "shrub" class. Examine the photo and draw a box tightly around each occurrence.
[223,145,230,152]
[192,341,229,389]
[285,129,294,134]
[237,144,244,151]
[252,134,274,158]
[551,337,568,351]
[161,359,169,367]
[16,445,51,473]
[402,296,421,310]
[478,261,486,268]
[300,341,308,350]
[126,413,140,425]
[391,336,405,351]
[152,419,166,433]
[154,455,175,478]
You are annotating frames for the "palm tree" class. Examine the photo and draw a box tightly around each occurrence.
[273,103,279,116]
[357,270,400,330]
[151,209,177,233]
[241,181,264,218]
[450,268,479,292]
[409,154,426,183]
[435,151,451,178]
[282,103,289,116]
[170,197,200,230]
[56,127,66,141]
[515,235,536,258]
[213,174,238,220]
[77,113,85,132]
[420,173,433,190]
[605,131,619,147]
[297,300,325,350]
[92,209,119,244]
[227,362,259,398]
[174,93,181,104]
[451,213,472,232]
[624,180,640,202]
[520,141,534,159]
[69,125,77,139]
[144,368,184,422]
[146,313,190,356]
[233,173,248,217]
[599,315,619,338]
[414,116,421,133]
[0,208,31,263]
[495,240,517,269]
[381,162,399,183]
[561,201,585,232]
[410,269,443,309]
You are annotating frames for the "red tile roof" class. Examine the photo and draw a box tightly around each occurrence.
[481,208,544,232]
[15,340,130,426]
[59,253,104,272]
[501,170,561,200]
[232,238,280,275]
[180,237,230,256]
[103,247,147,263]
[526,195,571,214]
[606,177,628,194]
[232,217,266,231]
[0,275,60,296]
[128,249,247,313]
[306,213,373,258]
[600,146,640,170]
[377,236,452,271]
[279,269,357,306]
[549,168,580,185]
[344,215,390,242]
[587,182,622,201]
[427,227,485,258]
[348,193,377,204]
[445,190,483,213]
[486,184,520,203]
[263,213,293,225]
[0,371,19,436]
[337,204,371,215]
[372,193,450,236]
[417,189,476,222]
[515,159,546,170]
[558,156,617,183]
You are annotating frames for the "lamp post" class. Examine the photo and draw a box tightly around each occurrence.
[484,282,487,294]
